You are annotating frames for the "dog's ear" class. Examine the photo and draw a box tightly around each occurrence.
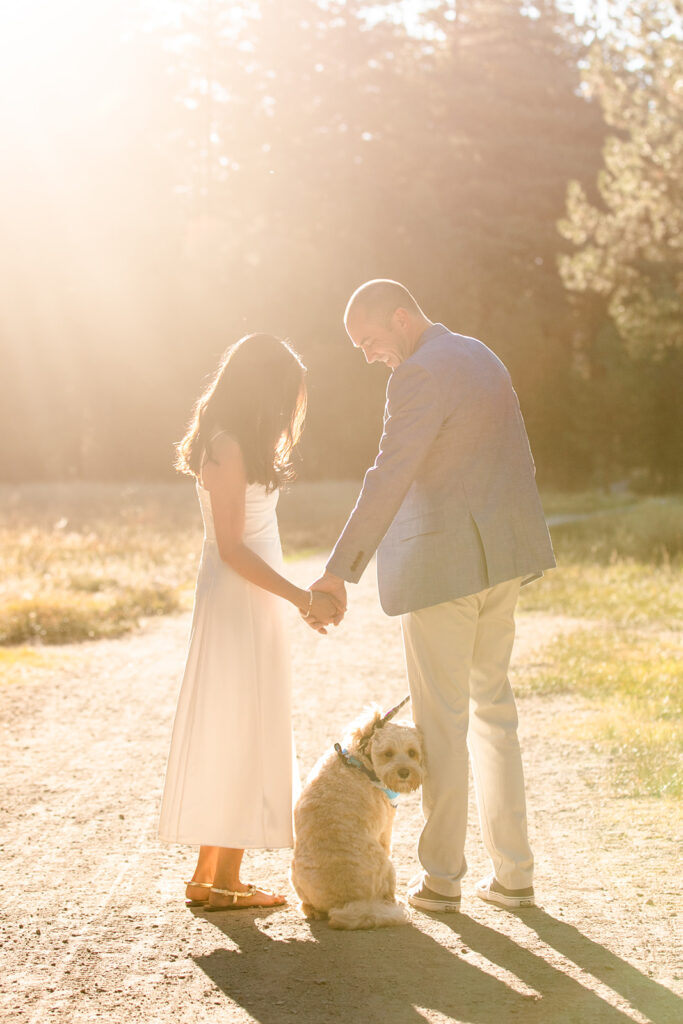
[348,708,383,755]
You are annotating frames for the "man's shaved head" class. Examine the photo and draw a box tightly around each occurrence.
[343,279,432,368]
[344,279,422,328]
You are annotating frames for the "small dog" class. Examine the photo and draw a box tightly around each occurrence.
[291,700,424,929]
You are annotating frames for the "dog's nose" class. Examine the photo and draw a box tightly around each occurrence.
[398,768,410,779]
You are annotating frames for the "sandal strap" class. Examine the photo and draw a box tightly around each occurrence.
[185,880,213,889]
[210,884,257,904]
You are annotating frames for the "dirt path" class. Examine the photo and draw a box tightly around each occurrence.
[1,555,681,1024]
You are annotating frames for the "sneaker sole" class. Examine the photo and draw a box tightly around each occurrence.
[408,895,461,913]
[476,889,535,909]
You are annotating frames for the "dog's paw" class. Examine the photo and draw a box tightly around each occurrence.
[300,902,327,920]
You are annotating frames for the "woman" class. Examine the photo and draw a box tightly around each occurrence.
[159,333,340,910]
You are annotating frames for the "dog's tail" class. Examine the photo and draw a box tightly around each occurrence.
[327,899,408,930]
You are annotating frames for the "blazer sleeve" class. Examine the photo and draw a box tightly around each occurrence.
[326,360,445,583]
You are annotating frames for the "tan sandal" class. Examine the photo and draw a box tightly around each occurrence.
[185,879,213,907]
[206,884,286,911]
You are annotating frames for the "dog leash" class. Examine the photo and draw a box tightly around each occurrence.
[380,694,411,724]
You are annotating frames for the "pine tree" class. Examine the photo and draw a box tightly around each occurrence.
[558,0,683,485]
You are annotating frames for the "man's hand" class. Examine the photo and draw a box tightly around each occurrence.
[311,571,347,618]
[299,572,347,634]
[300,590,344,634]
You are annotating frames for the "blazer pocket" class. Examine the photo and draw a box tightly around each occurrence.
[395,511,445,541]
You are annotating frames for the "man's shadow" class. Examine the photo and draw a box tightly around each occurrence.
[451,909,682,1024]
[192,906,681,1024]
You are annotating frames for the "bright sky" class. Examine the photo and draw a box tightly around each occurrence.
[0,0,604,53]
[347,1,603,35]
[0,0,610,127]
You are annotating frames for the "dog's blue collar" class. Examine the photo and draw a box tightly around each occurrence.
[334,744,400,808]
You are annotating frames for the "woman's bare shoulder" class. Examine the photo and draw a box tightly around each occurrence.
[201,431,245,488]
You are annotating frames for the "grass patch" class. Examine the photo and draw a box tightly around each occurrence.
[0,585,181,645]
[0,524,201,594]
[549,497,683,565]
[517,628,682,798]
[540,490,637,518]
[519,562,683,627]
[0,480,362,645]
[0,488,201,646]
[521,496,683,627]
[1,483,680,649]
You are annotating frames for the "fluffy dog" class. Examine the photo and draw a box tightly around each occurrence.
[291,704,423,930]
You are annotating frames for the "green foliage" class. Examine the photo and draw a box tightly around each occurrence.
[515,628,682,798]
[559,2,683,359]
[557,2,683,488]
[0,1,605,489]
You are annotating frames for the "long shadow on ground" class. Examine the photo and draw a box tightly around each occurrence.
[193,907,682,1024]
[450,911,682,1024]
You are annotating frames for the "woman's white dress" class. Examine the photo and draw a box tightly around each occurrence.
[158,479,298,849]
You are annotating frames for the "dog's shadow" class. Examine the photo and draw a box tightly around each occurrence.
[192,906,682,1024]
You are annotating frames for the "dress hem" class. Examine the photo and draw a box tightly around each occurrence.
[158,832,294,850]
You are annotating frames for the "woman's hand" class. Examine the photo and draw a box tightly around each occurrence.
[300,590,345,634]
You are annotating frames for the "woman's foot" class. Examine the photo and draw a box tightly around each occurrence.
[185,845,220,905]
[185,880,213,906]
[207,882,287,910]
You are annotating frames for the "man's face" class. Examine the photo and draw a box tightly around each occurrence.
[346,311,408,369]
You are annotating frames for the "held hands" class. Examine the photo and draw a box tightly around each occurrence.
[300,590,343,634]
[299,571,348,635]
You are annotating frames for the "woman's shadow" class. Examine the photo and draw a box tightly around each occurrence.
[192,905,681,1024]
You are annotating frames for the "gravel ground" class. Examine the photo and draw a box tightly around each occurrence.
[1,555,681,1024]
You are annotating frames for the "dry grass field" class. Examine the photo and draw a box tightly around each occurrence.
[1,482,681,1023]
[2,481,680,799]
[0,480,361,646]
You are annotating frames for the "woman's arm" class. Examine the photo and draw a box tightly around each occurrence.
[201,434,340,628]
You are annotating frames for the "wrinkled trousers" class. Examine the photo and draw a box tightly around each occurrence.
[401,577,533,897]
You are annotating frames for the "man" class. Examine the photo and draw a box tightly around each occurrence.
[309,279,556,911]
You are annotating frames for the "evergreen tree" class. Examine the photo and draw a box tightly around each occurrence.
[0,1,612,485]
[558,0,683,486]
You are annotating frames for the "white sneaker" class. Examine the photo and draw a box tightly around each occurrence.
[407,878,461,913]
[475,874,535,909]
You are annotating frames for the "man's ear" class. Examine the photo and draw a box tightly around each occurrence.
[392,306,410,331]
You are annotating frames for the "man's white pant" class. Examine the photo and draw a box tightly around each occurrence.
[401,577,533,897]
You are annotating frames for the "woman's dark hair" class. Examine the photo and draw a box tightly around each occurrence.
[175,333,307,490]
